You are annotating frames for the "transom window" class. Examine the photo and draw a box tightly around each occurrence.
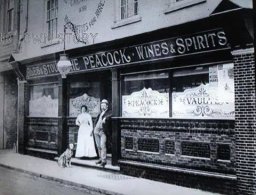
[46,0,58,41]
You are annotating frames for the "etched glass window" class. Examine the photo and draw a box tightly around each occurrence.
[121,0,138,19]
[122,72,169,118]
[172,64,234,119]
[29,84,58,117]
[69,81,101,118]
[46,0,58,41]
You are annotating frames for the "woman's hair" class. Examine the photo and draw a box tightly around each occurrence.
[81,105,88,111]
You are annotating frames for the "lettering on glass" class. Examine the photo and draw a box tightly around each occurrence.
[69,93,100,117]
[122,88,169,118]
[172,64,234,119]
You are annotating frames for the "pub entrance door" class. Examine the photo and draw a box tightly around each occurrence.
[68,70,112,159]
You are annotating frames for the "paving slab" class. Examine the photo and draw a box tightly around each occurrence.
[0,150,222,195]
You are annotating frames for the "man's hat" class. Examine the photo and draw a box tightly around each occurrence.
[101,99,109,104]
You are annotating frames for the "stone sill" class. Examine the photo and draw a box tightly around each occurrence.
[26,147,57,154]
[113,117,235,121]
[41,38,60,48]
[112,15,142,29]
[119,159,237,180]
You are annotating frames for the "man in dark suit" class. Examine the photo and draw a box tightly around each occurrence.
[93,99,112,167]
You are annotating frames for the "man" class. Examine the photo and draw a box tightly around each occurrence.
[93,99,112,167]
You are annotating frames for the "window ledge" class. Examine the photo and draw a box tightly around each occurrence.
[41,38,60,48]
[112,15,142,29]
[164,0,206,14]
[217,159,231,163]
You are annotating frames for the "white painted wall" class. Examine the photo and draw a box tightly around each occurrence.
[17,0,222,61]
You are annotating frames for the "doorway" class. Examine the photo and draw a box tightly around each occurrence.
[68,70,112,159]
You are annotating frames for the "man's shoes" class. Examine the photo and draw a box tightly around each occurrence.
[96,160,102,165]
[100,162,107,168]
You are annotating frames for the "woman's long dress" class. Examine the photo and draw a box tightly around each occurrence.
[75,113,97,158]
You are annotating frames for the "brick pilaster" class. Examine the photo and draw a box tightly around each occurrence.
[17,79,27,154]
[232,48,256,195]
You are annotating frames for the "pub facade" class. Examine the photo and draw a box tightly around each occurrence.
[11,0,254,194]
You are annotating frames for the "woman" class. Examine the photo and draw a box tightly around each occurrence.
[75,105,97,158]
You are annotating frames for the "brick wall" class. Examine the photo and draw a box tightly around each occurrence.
[4,71,18,149]
[120,119,235,173]
[119,118,236,194]
[232,48,256,195]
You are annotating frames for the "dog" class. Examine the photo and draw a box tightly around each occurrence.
[58,143,74,168]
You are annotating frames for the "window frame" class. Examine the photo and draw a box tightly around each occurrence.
[112,0,141,29]
[1,0,15,34]
[121,70,171,118]
[164,0,206,14]
[6,0,14,32]
[28,82,59,118]
[41,0,60,48]
[120,63,235,120]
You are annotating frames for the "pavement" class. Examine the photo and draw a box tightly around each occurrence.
[0,149,222,195]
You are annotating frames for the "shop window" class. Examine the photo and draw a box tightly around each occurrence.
[69,81,101,118]
[112,0,141,29]
[121,63,234,119]
[172,64,234,119]
[122,72,169,118]
[29,84,59,117]
[165,0,206,14]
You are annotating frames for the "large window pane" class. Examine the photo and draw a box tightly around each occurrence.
[172,64,234,119]
[122,72,169,118]
[29,84,58,117]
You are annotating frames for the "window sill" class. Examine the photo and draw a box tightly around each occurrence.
[41,38,60,48]
[217,159,231,163]
[112,15,142,29]
[164,0,206,14]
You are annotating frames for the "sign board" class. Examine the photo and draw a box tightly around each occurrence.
[26,29,229,79]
